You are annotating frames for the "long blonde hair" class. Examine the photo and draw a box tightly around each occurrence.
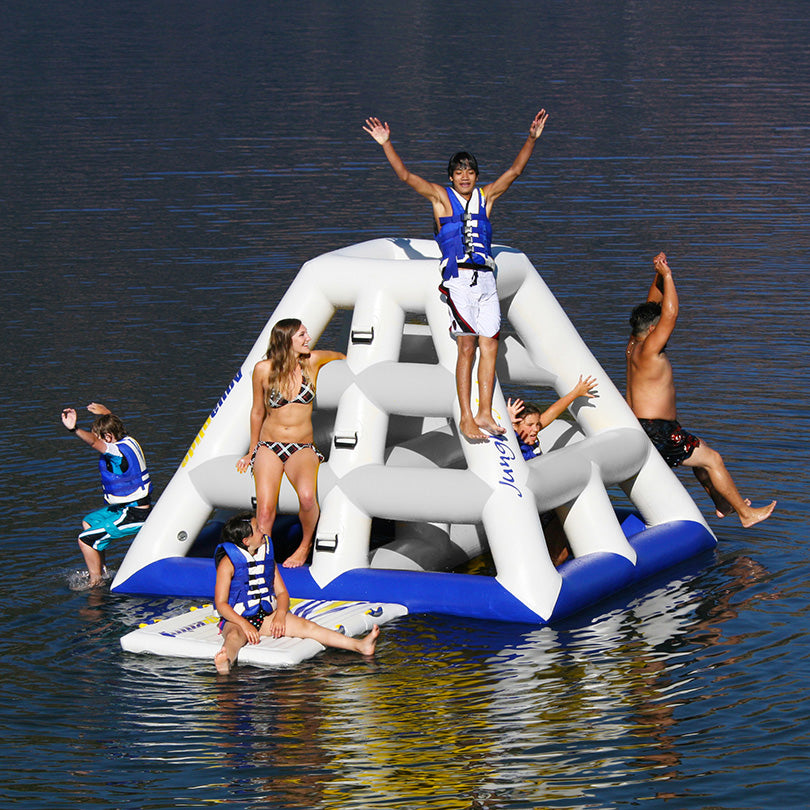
[265,318,310,400]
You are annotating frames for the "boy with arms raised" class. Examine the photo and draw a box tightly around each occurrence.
[364,110,549,440]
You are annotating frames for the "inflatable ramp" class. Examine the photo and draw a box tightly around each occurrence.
[121,599,406,668]
[111,238,716,625]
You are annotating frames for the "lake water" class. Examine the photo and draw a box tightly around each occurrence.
[2,2,809,808]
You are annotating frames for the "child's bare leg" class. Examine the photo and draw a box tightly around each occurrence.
[78,540,106,586]
[215,623,248,673]
[282,612,380,656]
[455,336,488,440]
[543,512,571,567]
[473,336,505,435]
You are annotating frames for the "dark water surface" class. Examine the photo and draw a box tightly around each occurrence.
[2,2,809,808]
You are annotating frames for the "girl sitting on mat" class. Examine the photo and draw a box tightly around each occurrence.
[214,512,379,674]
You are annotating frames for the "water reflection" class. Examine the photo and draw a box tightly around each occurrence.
[91,550,778,809]
[4,0,810,807]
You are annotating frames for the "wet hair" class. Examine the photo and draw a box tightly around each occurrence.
[514,402,541,422]
[221,511,256,550]
[629,302,662,337]
[92,413,126,441]
[447,151,479,178]
[265,318,310,400]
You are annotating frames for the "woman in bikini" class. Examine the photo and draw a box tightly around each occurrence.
[236,318,345,567]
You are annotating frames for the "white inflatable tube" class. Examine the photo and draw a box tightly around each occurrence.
[113,238,715,625]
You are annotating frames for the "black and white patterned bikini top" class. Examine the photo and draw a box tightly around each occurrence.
[266,376,315,409]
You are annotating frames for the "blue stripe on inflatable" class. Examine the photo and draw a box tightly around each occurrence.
[281,567,544,624]
[112,557,542,622]
[112,519,716,625]
[629,520,716,579]
[112,556,216,599]
[550,519,716,622]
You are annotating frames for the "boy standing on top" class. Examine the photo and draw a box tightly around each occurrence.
[363,110,549,441]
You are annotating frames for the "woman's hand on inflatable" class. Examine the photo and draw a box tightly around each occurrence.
[236,453,252,474]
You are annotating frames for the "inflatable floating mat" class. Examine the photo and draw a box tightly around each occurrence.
[120,598,408,667]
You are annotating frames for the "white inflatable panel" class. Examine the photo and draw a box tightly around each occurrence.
[120,599,407,668]
[111,238,716,625]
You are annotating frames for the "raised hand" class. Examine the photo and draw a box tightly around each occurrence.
[529,109,549,140]
[653,252,672,276]
[506,397,525,426]
[363,117,390,145]
[61,407,77,430]
[572,375,598,399]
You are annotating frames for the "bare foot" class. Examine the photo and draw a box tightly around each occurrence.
[214,648,231,674]
[282,546,311,568]
[459,415,489,441]
[474,414,506,436]
[716,498,751,518]
[740,500,776,528]
[359,625,380,656]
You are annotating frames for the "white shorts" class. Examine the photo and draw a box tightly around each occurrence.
[439,268,501,338]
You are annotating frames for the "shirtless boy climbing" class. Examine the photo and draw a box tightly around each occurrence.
[626,252,775,527]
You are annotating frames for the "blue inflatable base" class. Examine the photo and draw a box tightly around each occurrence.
[112,516,716,625]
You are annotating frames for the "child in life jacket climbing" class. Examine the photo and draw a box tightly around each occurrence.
[507,375,599,459]
[506,375,599,566]
[363,110,549,442]
[213,512,380,674]
[61,402,152,586]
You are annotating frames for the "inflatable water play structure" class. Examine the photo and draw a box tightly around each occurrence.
[112,238,716,626]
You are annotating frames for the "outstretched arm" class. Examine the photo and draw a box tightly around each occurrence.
[61,407,109,453]
[363,117,445,203]
[483,109,549,206]
[642,252,679,354]
[539,375,598,428]
[306,349,346,388]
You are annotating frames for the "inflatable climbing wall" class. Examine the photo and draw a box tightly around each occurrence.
[111,238,715,625]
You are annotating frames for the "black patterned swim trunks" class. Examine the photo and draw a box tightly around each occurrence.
[639,418,701,468]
